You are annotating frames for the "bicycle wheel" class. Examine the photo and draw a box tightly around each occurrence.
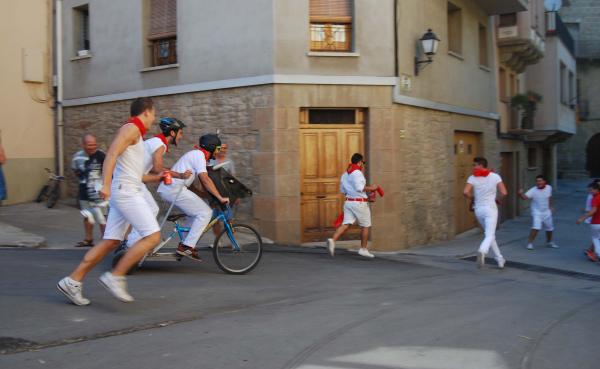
[36,185,49,202]
[46,186,59,208]
[212,223,262,275]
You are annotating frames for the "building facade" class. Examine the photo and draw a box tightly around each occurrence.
[61,0,544,250]
[0,0,55,204]
[557,0,600,178]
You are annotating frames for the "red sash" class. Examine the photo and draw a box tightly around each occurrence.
[125,116,147,137]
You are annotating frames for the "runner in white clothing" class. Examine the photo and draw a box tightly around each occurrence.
[327,153,379,259]
[126,117,192,248]
[57,97,162,305]
[517,175,558,250]
[157,134,229,261]
[463,157,508,269]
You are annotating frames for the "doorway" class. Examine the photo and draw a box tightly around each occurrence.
[300,108,366,242]
[500,152,518,222]
[587,134,600,177]
[454,131,481,234]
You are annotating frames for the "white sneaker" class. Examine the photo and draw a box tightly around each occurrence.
[327,238,335,257]
[80,209,95,225]
[98,272,134,302]
[497,258,506,269]
[526,244,534,250]
[547,242,559,249]
[57,277,90,306]
[358,248,375,259]
[476,252,485,268]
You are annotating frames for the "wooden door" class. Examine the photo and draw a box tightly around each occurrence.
[454,132,480,234]
[300,110,365,242]
[500,152,516,222]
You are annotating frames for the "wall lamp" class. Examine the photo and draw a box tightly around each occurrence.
[414,29,440,76]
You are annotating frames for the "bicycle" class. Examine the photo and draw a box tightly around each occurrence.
[35,168,64,208]
[112,192,263,275]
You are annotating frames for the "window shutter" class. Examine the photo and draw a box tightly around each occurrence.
[310,0,352,23]
[149,0,177,40]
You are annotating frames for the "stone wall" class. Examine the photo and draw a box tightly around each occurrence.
[63,85,274,225]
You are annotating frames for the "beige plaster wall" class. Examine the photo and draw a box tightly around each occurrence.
[396,0,497,113]
[0,0,55,204]
[273,0,395,76]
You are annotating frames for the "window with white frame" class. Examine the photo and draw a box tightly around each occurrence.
[148,0,177,66]
[309,0,353,52]
[73,4,90,55]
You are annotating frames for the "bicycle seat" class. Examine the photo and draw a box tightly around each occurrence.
[167,213,187,222]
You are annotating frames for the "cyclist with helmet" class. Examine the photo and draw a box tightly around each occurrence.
[157,133,230,261]
[126,117,192,248]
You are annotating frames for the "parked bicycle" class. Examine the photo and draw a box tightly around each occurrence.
[35,168,64,208]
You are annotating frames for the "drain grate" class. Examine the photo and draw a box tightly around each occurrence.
[461,256,600,282]
[0,337,38,355]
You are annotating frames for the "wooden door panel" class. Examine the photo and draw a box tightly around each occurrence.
[320,181,339,195]
[320,131,340,178]
[301,133,319,179]
[301,198,321,232]
[320,197,342,232]
[454,132,479,234]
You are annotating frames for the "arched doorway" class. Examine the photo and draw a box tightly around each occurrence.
[587,134,600,177]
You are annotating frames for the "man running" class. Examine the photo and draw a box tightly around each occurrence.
[58,97,162,305]
[577,182,600,262]
[517,175,558,250]
[157,134,229,261]
[463,157,507,269]
[126,117,191,248]
[327,153,378,259]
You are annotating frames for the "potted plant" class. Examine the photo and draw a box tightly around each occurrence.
[510,92,542,130]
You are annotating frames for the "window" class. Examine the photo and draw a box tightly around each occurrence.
[528,147,537,168]
[447,2,462,55]
[499,13,517,27]
[569,71,575,109]
[560,62,567,104]
[73,4,90,54]
[499,67,507,101]
[478,23,488,66]
[309,0,353,52]
[148,0,177,66]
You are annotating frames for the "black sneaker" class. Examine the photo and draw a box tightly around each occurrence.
[176,243,202,262]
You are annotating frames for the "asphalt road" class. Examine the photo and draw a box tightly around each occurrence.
[1,247,600,369]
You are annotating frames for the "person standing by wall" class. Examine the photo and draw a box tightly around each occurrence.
[72,134,105,247]
[0,139,6,205]
[517,175,559,250]
[327,153,378,259]
[463,157,507,269]
[58,97,163,305]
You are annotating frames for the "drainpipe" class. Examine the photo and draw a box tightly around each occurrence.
[55,0,64,176]
[393,0,398,77]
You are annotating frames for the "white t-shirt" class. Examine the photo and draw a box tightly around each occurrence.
[143,137,167,174]
[467,172,502,208]
[158,149,207,191]
[525,185,552,215]
[340,170,367,199]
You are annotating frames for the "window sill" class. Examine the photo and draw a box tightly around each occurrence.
[307,51,360,57]
[140,63,179,73]
[479,65,491,72]
[70,54,92,61]
[448,51,464,60]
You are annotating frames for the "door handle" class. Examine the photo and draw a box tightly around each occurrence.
[316,195,326,199]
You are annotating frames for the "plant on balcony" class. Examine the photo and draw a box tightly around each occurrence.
[510,91,542,130]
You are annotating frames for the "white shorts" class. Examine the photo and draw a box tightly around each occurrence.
[81,200,107,225]
[532,212,554,231]
[103,183,160,241]
[342,201,371,228]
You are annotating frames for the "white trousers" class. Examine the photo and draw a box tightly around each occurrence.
[103,183,160,241]
[158,186,212,248]
[474,206,504,261]
[127,185,160,247]
[591,224,600,255]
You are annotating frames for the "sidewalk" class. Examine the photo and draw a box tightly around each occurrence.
[0,180,597,277]
[390,179,600,276]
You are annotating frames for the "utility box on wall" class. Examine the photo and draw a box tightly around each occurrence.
[22,48,44,83]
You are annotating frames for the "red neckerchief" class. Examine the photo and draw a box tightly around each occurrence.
[473,168,491,177]
[154,134,169,153]
[347,164,363,174]
[194,145,211,162]
[125,116,147,137]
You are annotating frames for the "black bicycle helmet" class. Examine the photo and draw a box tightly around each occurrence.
[199,133,222,154]
[159,117,186,136]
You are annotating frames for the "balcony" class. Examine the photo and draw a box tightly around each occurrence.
[546,11,575,56]
[474,0,527,15]
[497,13,545,73]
